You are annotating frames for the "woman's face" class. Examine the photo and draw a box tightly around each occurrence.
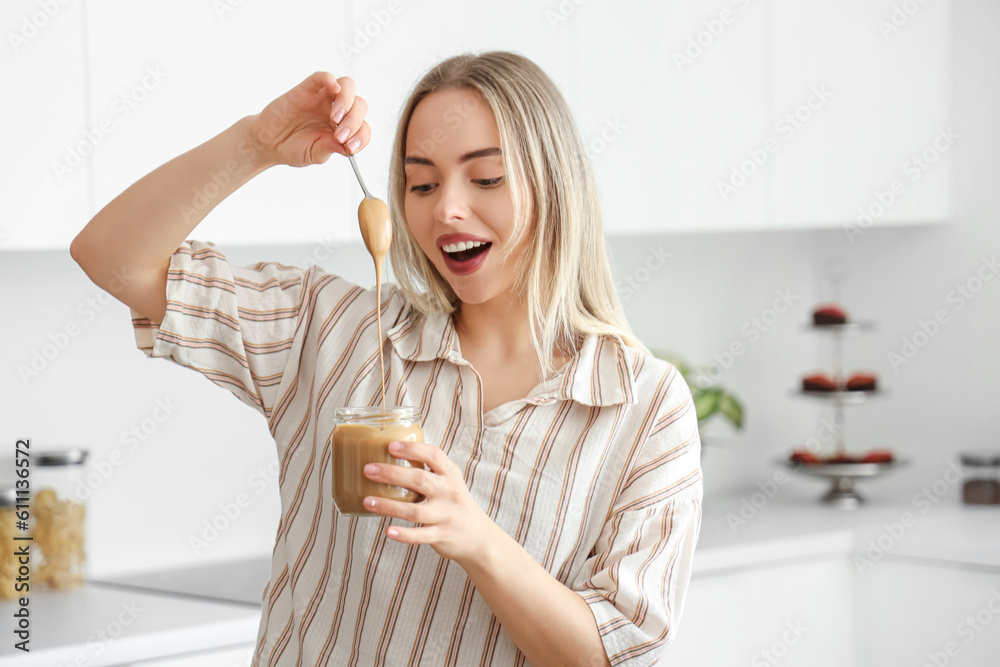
[403,88,533,308]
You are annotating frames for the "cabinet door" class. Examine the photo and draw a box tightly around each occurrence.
[853,559,1000,667]
[573,0,770,234]
[663,558,855,666]
[85,1,357,249]
[770,0,952,229]
[1,1,90,250]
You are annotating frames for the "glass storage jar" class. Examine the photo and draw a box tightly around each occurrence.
[959,452,1000,505]
[0,488,20,599]
[331,407,425,516]
[32,449,89,590]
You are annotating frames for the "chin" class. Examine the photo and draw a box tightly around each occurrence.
[449,286,492,306]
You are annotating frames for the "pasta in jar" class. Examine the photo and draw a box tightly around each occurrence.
[32,488,86,590]
[31,449,89,591]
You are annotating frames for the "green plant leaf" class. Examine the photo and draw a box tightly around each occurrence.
[693,388,722,422]
[718,392,744,429]
[651,350,746,432]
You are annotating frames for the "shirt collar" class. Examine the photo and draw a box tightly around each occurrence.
[387,308,637,407]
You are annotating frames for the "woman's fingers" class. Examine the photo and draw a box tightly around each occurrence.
[333,95,368,152]
[364,495,437,527]
[364,458,444,498]
[330,76,356,125]
[345,121,371,155]
[391,441,461,480]
[306,70,342,99]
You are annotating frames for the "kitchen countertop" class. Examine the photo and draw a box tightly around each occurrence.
[0,582,261,666]
[695,489,1000,575]
[91,555,273,606]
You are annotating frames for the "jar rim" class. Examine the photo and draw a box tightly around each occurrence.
[37,449,89,466]
[959,452,1000,467]
[334,406,420,420]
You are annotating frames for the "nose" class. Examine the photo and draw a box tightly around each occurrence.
[432,176,471,225]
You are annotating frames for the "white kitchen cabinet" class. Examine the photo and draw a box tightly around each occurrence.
[575,0,951,235]
[3,1,955,251]
[1,0,90,250]
[769,0,952,230]
[662,554,1000,667]
[573,0,772,235]
[663,558,855,666]
[853,559,1000,667]
[83,0,358,249]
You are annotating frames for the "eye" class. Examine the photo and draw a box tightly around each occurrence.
[408,183,435,195]
[475,176,505,189]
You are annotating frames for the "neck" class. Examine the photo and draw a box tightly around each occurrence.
[453,296,573,371]
[454,295,534,358]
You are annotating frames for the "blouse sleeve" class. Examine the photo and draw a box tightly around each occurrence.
[572,369,704,667]
[130,240,317,422]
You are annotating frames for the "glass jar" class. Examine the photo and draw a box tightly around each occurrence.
[959,452,1000,505]
[331,407,425,516]
[0,488,20,599]
[31,449,89,590]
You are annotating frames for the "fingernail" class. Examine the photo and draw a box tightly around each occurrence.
[364,464,380,474]
[348,139,361,153]
[332,108,346,124]
[366,497,378,508]
[336,127,350,143]
[388,442,403,452]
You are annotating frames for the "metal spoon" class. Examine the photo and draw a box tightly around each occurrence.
[347,153,373,199]
[347,154,392,260]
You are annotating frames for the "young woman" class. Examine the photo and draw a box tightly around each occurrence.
[72,51,703,667]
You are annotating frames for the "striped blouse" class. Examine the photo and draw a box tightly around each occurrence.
[132,240,703,667]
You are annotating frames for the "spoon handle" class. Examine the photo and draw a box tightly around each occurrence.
[347,153,373,200]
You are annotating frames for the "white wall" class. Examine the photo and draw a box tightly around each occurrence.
[2,0,998,579]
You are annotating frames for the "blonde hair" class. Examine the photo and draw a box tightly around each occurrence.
[387,50,647,380]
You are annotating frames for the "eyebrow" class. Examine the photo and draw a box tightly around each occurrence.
[404,147,501,167]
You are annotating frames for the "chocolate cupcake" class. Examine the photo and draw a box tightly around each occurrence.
[845,372,877,391]
[813,304,847,325]
[803,373,837,392]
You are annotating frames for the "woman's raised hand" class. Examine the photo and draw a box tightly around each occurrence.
[248,71,371,168]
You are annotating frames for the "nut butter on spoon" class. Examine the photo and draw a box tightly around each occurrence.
[347,153,392,411]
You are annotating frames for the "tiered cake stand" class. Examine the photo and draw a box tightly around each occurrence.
[784,319,906,509]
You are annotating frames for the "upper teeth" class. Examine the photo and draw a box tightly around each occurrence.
[441,240,486,253]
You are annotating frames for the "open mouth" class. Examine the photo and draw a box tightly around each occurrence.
[441,240,492,262]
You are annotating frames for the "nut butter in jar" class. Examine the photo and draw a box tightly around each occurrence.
[332,407,425,516]
[32,449,89,590]
[959,452,1000,505]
